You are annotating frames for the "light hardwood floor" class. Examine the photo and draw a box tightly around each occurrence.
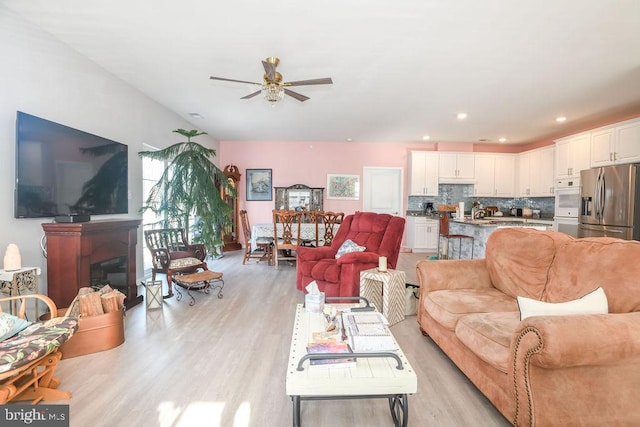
[46,250,510,427]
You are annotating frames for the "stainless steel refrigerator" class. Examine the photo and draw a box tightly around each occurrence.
[578,163,640,240]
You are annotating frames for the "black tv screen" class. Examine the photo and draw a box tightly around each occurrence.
[15,111,128,218]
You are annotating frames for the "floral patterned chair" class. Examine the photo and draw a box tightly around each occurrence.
[0,294,78,404]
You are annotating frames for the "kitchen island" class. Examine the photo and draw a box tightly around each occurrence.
[446,217,553,259]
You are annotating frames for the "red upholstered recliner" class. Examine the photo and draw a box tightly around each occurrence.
[296,212,406,297]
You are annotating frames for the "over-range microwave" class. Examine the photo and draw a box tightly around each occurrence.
[555,178,580,218]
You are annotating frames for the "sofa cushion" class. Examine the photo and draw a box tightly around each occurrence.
[485,228,573,300]
[518,287,608,321]
[545,237,640,313]
[0,313,32,341]
[0,316,78,374]
[425,289,519,331]
[455,311,521,374]
[309,259,341,283]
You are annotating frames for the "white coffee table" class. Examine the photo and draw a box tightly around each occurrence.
[286,303,417,427]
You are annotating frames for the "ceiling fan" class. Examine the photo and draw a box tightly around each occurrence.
[209,57,333,103]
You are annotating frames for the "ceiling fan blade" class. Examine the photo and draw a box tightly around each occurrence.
[241,90,262,99]
[284,77,333,86]
[284,88,310,102]
[262,60,276,81]
[210,76,261,85]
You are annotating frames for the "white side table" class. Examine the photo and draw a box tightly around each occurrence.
[0,267,41,315]
[359,268,406,326]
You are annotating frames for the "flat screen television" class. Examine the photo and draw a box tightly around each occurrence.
[15,111,128,218]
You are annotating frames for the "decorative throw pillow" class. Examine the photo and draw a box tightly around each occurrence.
[517,287,608,321]
[335,239,366,259]
[0,312,32,341]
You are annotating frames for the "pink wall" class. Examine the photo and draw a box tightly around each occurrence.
[220,141,438,226]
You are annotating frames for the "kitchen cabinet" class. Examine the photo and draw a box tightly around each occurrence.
[555,133,590,179]
[409,151,439,196]
[530,146,555,196]
[517,151,531,196]
[473,154,515,197]
[590,119,640,167]
[438,152,475,183]
[406,216,439,252]
[518,146,554,197]
[494,154,516,197]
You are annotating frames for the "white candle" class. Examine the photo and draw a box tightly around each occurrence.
[378,256,388,272]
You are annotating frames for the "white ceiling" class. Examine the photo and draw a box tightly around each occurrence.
[4,0,640,145]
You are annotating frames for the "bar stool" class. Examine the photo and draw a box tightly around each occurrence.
[437,213,474,259]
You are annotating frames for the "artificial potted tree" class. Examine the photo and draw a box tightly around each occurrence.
[139,129,234,258]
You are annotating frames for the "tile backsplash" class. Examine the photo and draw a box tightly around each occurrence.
[408,184,555,218]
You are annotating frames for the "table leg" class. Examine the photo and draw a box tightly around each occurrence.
[292,395,301,427]
[388,394,409,427]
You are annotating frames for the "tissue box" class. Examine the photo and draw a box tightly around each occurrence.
[305,292,325,313]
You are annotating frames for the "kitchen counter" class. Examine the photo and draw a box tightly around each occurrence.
[452,217,553,227]
[446,218,552,259]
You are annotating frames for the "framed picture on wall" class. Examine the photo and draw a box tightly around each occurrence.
[246,169,273,201]
[327,174,360,200]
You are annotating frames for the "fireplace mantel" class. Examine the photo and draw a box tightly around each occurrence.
[42,219,143,309]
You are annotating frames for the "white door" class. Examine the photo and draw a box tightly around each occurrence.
[363,167,403,215]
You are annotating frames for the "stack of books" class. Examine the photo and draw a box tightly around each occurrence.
[342,312,397,352]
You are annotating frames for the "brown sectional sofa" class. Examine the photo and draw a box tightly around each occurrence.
[416,228,640,426]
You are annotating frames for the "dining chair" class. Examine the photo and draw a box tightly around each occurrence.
[272,209,302,268]
[315,211,344,246]
[300,210,320,246]
[239,210,273,265]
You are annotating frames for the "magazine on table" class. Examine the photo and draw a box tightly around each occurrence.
[305,341,356,369]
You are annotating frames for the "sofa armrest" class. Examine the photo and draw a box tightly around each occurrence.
[415,259,492,292]
[511,312,640,426]
[513,312,640,369]
[297,246,337,262]
[336,251,379,266]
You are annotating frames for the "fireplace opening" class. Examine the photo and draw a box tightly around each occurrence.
[91,256,127,292]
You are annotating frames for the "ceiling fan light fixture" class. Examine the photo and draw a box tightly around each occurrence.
[262,83,285,102]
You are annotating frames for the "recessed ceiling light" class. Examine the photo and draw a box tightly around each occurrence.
[188,112,203,119]
[556,116,567,123]
[498,137,507,143]
[422,135,430,141]
[346,137,353,142]
[457,112,467,120]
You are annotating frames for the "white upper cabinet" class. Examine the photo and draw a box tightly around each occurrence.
[555,133,591,179]
[473,154,495,197]
[615,120,640,164]
[530,146,555,196]
[590,127,616,167]
[590,118,640,167]
[409,151,439,196]
[438,153,475,183]
[474,153,515,198]
[517,151,531,197]
[494,154,516,197]
[517,146,554,197]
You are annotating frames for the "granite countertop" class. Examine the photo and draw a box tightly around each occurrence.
[451,217,553,227]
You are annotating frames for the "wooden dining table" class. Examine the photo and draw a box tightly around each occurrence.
[251,223,340,250]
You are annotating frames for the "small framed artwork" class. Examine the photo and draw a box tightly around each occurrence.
[246,169,273,201]
[327,174,360,200]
